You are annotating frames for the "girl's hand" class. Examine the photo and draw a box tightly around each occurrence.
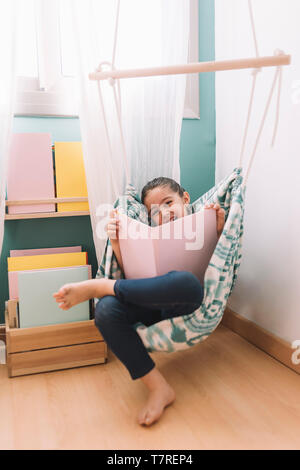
[204,203,225,238]
[105,209,120,240]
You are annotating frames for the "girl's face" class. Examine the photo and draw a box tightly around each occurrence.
[144,185,190,226]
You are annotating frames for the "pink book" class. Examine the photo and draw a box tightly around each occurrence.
[7,133,55,214]
[8,264,92,300]
[10,246,82,257]
[118,209,218,283]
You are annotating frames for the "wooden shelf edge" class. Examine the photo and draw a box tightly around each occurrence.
[5,211,90,220]
[6,197,89,206]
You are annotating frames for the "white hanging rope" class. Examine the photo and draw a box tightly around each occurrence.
[96,75,119,199]
[111,80,131,183]
[242,63,282,186]
[238,0,261,167]
[271,63,282,147]
[93,0,285,193]
[112,0,121,69]
[94,0,131,196]
[248,0,260,58]
[239,0,283,185]
[109,0,131,185]
[238,70,259,167]
[96,61,131,194]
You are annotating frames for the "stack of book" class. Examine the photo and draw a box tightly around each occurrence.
[6,133,89,215]
[7,246,92,328]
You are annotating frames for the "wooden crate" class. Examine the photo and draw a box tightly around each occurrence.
[5,300,107,378]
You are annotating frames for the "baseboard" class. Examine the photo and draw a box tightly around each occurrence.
[222,307,300,375]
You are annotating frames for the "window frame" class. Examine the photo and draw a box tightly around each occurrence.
[14,0,199,119]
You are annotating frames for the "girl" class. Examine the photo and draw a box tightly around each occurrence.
[53,177,225,427]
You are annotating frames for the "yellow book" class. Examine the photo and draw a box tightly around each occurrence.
[54,142,89,212]
[7,252,88,272]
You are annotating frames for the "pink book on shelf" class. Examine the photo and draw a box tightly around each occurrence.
[8,264,92,300]
[7,133,55,214]
[118,209,218,284]
[10,246,82,257]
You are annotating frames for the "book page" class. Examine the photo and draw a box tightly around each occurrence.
[118,213,157,279]
[153,209,218,283]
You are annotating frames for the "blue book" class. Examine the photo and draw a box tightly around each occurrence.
[18,266,90,328]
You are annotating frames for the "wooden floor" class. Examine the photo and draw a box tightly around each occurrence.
[1,324,300,450]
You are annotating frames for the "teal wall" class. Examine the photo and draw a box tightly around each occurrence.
[0,0,215,323]
[181,0,215,202]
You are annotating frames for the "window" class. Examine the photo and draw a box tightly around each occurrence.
[15,0,199,119]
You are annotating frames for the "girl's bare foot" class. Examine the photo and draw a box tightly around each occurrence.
[138,384,176,427]
[53,279,116,310]
[138,368,176,426]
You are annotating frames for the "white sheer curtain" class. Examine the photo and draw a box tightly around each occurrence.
[68,0,190,262]
[0,0,19,260]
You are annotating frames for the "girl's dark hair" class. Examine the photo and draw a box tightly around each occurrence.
[141,177,185,204]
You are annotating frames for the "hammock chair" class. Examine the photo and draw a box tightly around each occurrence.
[90,0,290,353]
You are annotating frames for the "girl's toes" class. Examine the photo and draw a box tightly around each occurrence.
[53,293,64,301]
[59,302,70,310]
[54,285,71,301]
[143,414,151,426]
[138,408,147,425]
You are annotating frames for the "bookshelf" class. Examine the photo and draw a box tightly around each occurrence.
[4,196,108,377]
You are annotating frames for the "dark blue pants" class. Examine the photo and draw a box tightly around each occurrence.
[94,270,204,380]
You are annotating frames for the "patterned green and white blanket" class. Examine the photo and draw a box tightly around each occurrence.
[95,167,245,353]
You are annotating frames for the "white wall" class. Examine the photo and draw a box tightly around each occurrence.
[215,0,300,343]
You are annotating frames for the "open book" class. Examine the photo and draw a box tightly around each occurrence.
[118,209,218,283]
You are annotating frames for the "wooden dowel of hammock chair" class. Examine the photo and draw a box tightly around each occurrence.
[5,197,88,206]
[89,54,291,81]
